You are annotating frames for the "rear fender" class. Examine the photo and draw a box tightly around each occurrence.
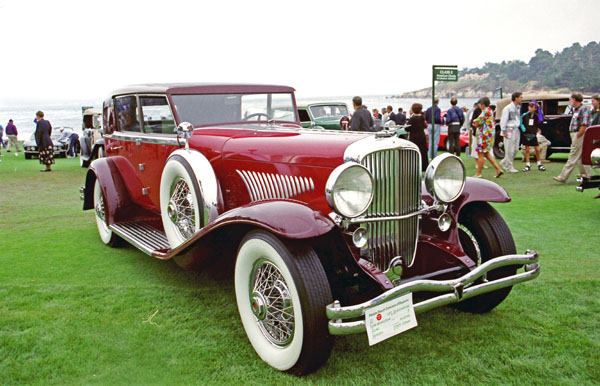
[83,157,135,226]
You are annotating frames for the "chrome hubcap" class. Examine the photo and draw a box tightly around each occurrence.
[250,261,294,346]
[169,179,195,239]
[250,292,267,320]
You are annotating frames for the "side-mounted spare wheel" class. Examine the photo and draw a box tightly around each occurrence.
[235,230,333,375]
[160,155,203,249]
[453,201,517,313]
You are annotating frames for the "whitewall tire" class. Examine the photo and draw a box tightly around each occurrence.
[93,179,120,247]
[160,156,202,249]
[234,230,333,375]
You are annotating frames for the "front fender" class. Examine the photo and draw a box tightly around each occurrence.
[451,177,510,213]
[153,200,335,259]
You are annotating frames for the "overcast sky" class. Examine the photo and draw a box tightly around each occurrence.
[1,0,598,104]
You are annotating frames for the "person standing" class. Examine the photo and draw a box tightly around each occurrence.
[34,111,55,172]
[349,96,374,132]
[499,92,523,173]
[5,119,20,156]
[472,97,503,178]
[590,94,600,126]
[445,97,465,157]
[387,106,397,124]
[425,98,442,159]
[553,93,592,183]
[519,101,546,172]
[405,103,429,171]
[0,123,3,158]
[396,108,407,125]
[372,108,382,120]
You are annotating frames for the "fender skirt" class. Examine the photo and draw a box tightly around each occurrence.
[153,200,335,259]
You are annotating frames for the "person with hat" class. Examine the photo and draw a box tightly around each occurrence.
[519,101,546,172]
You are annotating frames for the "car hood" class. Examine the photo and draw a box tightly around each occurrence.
[219,125,371,168]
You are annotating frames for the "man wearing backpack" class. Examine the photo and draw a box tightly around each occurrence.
[445,97,465,157]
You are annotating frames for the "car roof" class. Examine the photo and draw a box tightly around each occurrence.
[495,93,591,119]
[110,83,296,96]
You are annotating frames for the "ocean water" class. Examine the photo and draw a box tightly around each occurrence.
[1,96,490,140]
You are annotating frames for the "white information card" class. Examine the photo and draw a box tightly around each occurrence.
[365,293,418,346]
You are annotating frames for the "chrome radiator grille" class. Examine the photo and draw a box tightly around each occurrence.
[361,148,421,270]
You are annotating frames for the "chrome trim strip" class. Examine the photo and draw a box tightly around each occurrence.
[326,250,540,335]
[106,131,180,146]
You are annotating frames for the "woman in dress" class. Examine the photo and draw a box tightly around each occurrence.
[35,111,54,172]
[471,97,503,178]
[405,103,429,171]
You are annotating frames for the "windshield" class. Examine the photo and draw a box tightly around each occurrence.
[309,104,348,119]
[171,93,297,127]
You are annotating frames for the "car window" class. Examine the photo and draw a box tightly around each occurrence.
[115,96,141,132]
[298,109,310,123]
[309,105,348,118]
[140,96,175,134]
[172,93,297,127]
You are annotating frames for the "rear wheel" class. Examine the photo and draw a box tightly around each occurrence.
[453,202,517,313]
[493,125,505,159]
[93,179,121,247]
[235,230,333,375]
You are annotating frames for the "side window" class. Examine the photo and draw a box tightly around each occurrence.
[140,96,176,134]
[298,109,311,122]
[115,96,141,132]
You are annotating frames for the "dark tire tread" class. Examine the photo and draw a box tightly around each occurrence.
[453,202,516,313]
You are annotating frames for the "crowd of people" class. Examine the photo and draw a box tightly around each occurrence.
[349,92,600,182]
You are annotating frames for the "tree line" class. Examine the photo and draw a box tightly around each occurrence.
[459,41,600,93]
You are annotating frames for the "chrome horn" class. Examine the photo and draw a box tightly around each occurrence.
[176,122,194,149]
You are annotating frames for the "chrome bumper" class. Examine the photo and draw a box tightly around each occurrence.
[326,250,540,335]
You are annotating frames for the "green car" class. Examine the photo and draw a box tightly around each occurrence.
[297,102,350,130]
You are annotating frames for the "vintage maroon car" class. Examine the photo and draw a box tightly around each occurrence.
[81,83,539,375]
[577,125,600,197]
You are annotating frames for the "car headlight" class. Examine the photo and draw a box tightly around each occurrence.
[326,163,374,218]
[425,153,466,203]
[591,148,600,165]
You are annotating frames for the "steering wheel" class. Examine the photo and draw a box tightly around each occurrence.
[243,112,272,121]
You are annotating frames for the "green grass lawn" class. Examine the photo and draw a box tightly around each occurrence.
[0,152,599,385]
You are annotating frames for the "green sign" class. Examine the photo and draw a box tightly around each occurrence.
[433,68,458,82]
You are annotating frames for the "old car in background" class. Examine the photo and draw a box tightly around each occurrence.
[23,127,73,159]
[493,94,591,159]
[81,83,539,375]
[79,106,104,167]
[298,102,350,130]
[577,125,600,198]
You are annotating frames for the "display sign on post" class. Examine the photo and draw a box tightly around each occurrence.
[433,68,459,82]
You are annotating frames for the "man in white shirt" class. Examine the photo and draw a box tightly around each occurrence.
[499,92,523,173]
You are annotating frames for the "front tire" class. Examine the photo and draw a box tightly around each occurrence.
[235,230,333,375]
[453,202,517,313]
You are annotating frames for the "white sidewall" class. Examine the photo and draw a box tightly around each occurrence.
[93,179,113,245]
[235,237,304,371]
[159,159,201,249]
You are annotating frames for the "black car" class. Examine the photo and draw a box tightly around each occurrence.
[493,94,592,159]
[23,127,75,159]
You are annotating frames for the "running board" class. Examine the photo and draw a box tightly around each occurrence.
[110,222,171,256]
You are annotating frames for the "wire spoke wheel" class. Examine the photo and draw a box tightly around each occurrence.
[250,260,295,346]
[168,178,196,240]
